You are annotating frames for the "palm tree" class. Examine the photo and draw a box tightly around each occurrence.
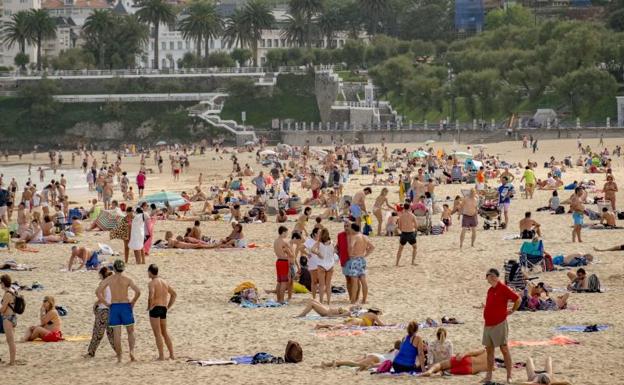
[179,0,222,60]
[288,0,323,48]
[317,7,340,48]
[2,11,33,56]
[223,9,249,50]
[282,13,306,48]
[240,0,275,66]
[83,9,115,69]
[25,9,57,70]
[136,0,177,69]
[359,0,388,35]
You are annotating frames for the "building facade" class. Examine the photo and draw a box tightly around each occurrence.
[0,0,41,68]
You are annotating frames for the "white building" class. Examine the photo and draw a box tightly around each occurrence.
[0,0,41,68]
[43,0,111,27]
[42,16,79,58]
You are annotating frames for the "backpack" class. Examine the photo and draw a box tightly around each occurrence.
[252,352,281,364]
[284,340,303,363]
[543,252,554,272]
[618,212,624,220]
[555,206,565,214]
[587,274,601,293]
[10,290,26,314]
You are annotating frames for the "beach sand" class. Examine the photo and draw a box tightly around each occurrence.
[0,138,622,385]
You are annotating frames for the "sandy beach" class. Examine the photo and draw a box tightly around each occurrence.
[0,137,622,385]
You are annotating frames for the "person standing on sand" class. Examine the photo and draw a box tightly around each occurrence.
[86,267,115,358]
[274,226,295,303]
[136,170,146,198]
[97,260,141,363]
[459,189,478,249]
[396,203,418,266]
[147,264,177,361]
[346,223,374,304]
[128,207,146,264]
[570,187,586,243]
[336,221,359,303]
[482,268,520,384]
[520,166,536,199]
[1,274,18,365]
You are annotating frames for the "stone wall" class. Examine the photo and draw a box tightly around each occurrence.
[314,72,340,123]
[280,127,624,146]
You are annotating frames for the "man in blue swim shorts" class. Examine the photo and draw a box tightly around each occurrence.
[345,223,375,304]
[570,187,586,243]
[97,260,141,363]
[351,187,372,228]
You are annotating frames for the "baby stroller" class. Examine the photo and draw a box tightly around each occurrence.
[478,189,502,230]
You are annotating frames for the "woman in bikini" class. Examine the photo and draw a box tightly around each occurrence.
[314,308,385,329]
[372,188,394,236]
[517,356,571,385]
[24,296,63,342]
[422,347,488,377]
[319,340,401,371]
[296,299,353,318]
[1,274,18,365]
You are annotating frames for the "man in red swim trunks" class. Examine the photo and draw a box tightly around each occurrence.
[274,226,294,303]
[422,348,488,377]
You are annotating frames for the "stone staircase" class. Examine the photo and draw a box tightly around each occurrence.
[188,94,257,145]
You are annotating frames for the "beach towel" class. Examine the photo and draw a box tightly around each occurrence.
[187,360,237,366]
[315,330,366,338]
[0,261,36,271]
[508,335,579,347]
[240,299,285,308]
[143,216,155,255]
[555,325,609,333]
[0,228,10,249]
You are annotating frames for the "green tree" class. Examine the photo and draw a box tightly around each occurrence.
[283,12,307,47]
[25,9,57,70]
[136,0,177,69]
[49,48,96,70]
[288,0,323,48]
[226,77,256,97]
[178,0,222,60]
[485,5,532,30]
[223,9,249,49]
[266,49,286,70]
[17,77,60,132]
[240,0,275,66]
[177,52,202,68]
[553,68,618,118]
[608,9,624,31]
[369,55,415,95]
[83,9,115,69]
[13,52,30,70]
[399,3,451,41]
[83,15,148,69]
[2,11,33,70]
[230,48,252,66]
[317,5,340,48]
[359,0,388,35]
[206,51,235,67]
[341,39,366,69]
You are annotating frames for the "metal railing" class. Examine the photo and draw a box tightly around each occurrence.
[0,67,268,79]
[52,92,225,103]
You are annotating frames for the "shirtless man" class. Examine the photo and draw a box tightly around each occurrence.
[189,221,202,239]
[396,203,418,266]
[567,268,588,291]
[294,207,311,237]
[21,186,33,211]
[97,260,140,363]
[519,211,541,239]
[597,207,616,228]
[499,167,515,184]
[308,172,322,205]
[570,187,586,243]
[274,226,295,303]
[346,223,374,304]
[147,264,177,361]
[460,189,479,248]
[351,188,371,227]
[68,246,90,271]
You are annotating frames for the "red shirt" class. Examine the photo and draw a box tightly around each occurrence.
[483,281,520,327]
[336,231,349,267]
[136,173,146,187]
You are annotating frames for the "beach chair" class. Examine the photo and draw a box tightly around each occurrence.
[413,209,431,235]
[0,228,10,250]
[504,260,526,291]
[519,240,545,271]
[451,165,463,183]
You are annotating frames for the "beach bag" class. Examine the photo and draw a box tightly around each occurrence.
[284,340,303,363]
[588,274,601,293]
[618,212,624,220]
[10,291,26,314]
[252,352,279,364]
[430,225,444,235]
[376,360,392,373]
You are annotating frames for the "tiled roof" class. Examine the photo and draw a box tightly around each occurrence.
[43,0,111,10]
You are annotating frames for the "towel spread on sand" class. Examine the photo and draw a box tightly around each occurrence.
[508,335,579,347]
[187,355,254,366]
[555,325,609,333]
[240,299,285,308]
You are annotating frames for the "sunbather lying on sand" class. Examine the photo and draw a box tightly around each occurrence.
[164,231,213,249]
[516,356,571,385]
[422,348,488,376]
[319,340,400,371]
[314,307,386,329]
[594,244,624,252]
[296,299,355,318]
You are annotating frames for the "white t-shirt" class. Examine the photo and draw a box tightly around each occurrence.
[304,238,318,270]
[316,242,336,271]
[97,287,112,310]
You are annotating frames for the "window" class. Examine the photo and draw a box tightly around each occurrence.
[267,39,272,48]
[169,41,174,50]
[261,39,265,48]
[186,41,190,50]
[161,42,166,50]
[274,39,278,47]
[177,41,182,50]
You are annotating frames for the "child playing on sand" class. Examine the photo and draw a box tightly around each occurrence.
[386,212,398,236]
[441,204,452,229]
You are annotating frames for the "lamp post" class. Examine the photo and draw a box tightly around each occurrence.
[447,63,456,124]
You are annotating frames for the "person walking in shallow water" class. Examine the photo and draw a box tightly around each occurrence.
[147,264,177,361]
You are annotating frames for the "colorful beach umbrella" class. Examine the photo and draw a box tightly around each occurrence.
[141,191,187,208]
[452,151,473,159]
[410,150,430,158]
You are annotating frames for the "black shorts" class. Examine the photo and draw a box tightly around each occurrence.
[521,229,535,239]
[399,231,417,246]
[337,155,343,161]
[149,306,167,319]
[620,245,624,251]
[256,189,265,196]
